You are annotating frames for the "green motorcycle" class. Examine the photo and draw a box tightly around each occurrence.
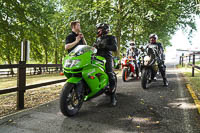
[112,56,120,69]
[60,45,117,117]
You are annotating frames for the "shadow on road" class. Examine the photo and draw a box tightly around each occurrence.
[59,92,163,133]
[59,72,199,133]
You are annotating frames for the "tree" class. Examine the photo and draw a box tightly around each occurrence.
[0,0,199,64]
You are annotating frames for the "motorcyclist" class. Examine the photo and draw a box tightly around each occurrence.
[93,23,118,106]
[146,34,168,86]
[126,41,139,79]
[138,45,146,71]
[138,45,145,58]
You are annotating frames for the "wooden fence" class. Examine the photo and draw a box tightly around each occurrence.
[0,61,65,110]
[179,52,200,77]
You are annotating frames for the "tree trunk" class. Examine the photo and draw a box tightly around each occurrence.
[45,49,48,72]
[115,0,123,57]
[55,48,58,64]
[6,56,14,76]
[5,41,15,76]
[45,51,48,64]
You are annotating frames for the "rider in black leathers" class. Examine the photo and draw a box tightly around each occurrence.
[146,34,168,86]
[93,23,118,106]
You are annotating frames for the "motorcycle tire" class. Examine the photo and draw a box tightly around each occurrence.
[122,68,128,82]
[141,68,150,89]
[60,83,84,117]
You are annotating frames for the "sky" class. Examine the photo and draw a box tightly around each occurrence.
[169,17,200,51]
[166,17,200,60]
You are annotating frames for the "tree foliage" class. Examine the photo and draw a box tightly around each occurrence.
[0,0,199,63]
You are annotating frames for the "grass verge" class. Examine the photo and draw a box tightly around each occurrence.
[177,65,200,98]
[0,73,65,89]
[0,73,65,118]
[0,84,63,118]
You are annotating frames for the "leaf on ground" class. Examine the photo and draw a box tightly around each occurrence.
[177,104,182,107]
[8,119,13,122]
[136,126,140,128]
[156,121,160,124]
[128,115,132,119]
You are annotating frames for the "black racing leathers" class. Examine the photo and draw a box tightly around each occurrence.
[93,35,118,92]
[146,42,167,83]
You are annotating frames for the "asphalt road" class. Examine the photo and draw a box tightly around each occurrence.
[0,61,200,133]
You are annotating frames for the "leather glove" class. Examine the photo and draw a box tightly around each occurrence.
[93,42,98,48]
[93,41,101,48]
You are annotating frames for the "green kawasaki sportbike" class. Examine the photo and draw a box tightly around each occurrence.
[60,45,117,117]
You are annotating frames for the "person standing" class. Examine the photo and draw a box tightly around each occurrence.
[65,21,87,53]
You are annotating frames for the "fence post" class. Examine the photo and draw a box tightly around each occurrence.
[17,61,26,110]
[60,65,62,72]
[182,56,184,67]
[189,55,191,63]
[192,53,195,77]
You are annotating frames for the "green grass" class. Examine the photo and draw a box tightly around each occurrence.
[176,64,182,68]
[196,61,200,65]
[0,73,66,90]
[0,72,66,117]
[183,72,200,94]
[178,65,200,96]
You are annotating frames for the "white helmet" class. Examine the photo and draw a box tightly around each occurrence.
[149,34,158,40]
[129,41,135,46]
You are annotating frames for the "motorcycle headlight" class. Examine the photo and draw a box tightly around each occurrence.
[144,56,151,62]
[64,59,80,67]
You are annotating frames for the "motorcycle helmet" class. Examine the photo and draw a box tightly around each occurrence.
[139,45,145,52]
[129,41,135,46]
[96,23,110,35]
[149,34,158,40]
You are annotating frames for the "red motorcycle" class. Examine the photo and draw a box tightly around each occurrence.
[121,56,137,82]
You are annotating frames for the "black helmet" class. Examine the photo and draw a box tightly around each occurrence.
[96,23,110,34]
[149,34,158,40]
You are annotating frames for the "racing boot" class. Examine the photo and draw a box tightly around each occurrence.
[163,78,169,87]
[110,92,117,107]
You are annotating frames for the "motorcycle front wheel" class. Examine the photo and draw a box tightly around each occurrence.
[141,68,151,89]
[122,68,129,82]
[60,83,84,117]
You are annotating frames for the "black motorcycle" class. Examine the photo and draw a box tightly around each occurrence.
[140,45,159,89]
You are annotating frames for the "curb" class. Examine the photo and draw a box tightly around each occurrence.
[186,83,200,114]
[177,66,200,115]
